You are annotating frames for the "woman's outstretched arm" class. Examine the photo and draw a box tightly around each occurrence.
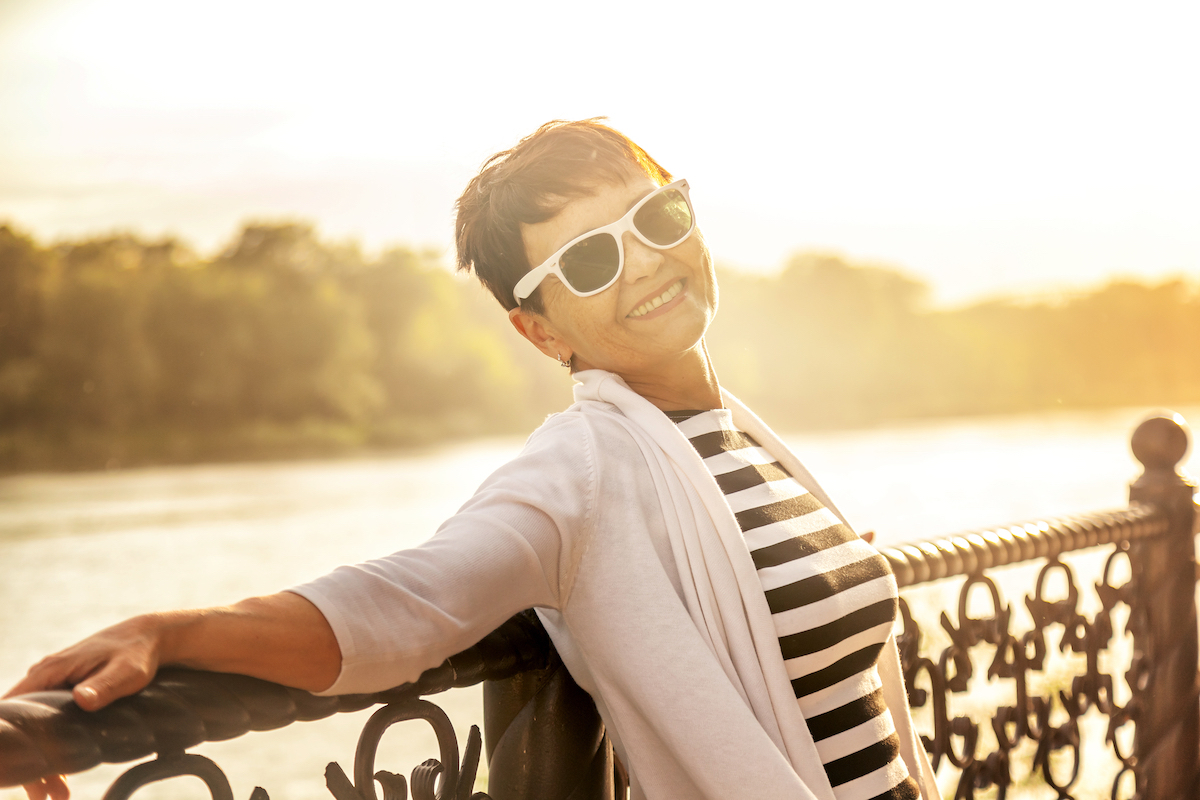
[4,592,340,800]
[3,591,340,711]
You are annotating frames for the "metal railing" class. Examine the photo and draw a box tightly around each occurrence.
[1,414,1196,800]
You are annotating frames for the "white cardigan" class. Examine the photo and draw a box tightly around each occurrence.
[291,370,938,800]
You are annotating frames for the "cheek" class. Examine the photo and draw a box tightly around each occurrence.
[545,292,620,345]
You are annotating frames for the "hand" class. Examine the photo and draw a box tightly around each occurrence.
[4,614,173,800]
[3,613,167,712]
[3,596,338,800]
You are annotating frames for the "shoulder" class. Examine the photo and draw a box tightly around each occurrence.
[528,400,638,447]
[474,404,635,503]
[528,401,649,465]
[509,404,657,510]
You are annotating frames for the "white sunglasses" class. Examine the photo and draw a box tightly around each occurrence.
[513,179,695,303]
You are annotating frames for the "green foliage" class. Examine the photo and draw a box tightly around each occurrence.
[1,220,1197,470]
[0,226,49,422]
[0,222,566,470]
[709,253,1200,428]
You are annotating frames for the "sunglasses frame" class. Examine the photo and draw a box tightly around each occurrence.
[513,178,695,303]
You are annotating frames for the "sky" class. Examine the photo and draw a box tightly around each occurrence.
[0,0,1197,306]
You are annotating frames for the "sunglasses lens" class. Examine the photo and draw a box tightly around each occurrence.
[560,233,621,293]
[634,188,692,246]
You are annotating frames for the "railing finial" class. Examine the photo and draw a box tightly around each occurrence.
[1131,412,1190,476]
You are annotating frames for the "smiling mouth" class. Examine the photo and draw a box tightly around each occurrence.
[627,279,685,318]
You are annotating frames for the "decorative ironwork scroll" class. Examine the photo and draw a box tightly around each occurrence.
[880,413,1198,800]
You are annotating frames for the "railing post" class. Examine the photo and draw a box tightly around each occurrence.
[483,647,617,800]
[1127,413,1199,799]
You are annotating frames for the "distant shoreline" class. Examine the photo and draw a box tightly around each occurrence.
[5,401,1195,478]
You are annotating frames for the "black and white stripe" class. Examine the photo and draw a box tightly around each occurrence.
[668,409,920,800]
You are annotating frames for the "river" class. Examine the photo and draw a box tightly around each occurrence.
[1,405,1196,800]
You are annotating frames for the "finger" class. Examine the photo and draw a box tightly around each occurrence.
[72,655,155,711]
[5,648,108,701]
[3,680,36,700]
[25,776,70,800]
[71,684,103,711]
[4,656,84,699]
[22,776,59,800]
[45,775,70,800]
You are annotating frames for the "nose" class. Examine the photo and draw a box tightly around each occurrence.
[620,233,665,285]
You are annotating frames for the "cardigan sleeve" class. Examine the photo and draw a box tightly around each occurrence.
[288,413,597,695]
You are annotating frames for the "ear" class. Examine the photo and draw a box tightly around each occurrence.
[509,306,572,363]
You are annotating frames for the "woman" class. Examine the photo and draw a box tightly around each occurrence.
[8,120,938,800]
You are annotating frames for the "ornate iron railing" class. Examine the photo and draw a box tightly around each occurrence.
[1,414,1196,800]
[887,505,1169,798]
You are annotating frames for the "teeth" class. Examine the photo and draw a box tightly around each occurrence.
[629,280,684,318]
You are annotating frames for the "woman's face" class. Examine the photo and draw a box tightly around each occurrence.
[513,172,719,379]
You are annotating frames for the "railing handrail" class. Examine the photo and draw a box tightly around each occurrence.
[0,610,550,789]
[882,503,1171,587]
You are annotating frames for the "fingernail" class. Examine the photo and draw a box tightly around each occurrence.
[76,685,98,703]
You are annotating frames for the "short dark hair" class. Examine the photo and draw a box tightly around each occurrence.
[454,118,673,313]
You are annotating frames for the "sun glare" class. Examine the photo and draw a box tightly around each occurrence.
[2,0,1197,303]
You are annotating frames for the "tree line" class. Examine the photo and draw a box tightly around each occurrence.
[0,222,569,470]
[2,223,1197,470]
[709,253,1200,426]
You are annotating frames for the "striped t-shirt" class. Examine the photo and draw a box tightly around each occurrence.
[667,409,920,800]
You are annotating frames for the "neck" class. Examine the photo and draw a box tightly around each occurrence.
[618,339,722,412]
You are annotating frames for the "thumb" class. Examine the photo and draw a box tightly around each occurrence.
[71,684,103,712]
[72,657,155,711]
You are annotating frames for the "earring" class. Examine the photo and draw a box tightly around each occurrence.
[557,353,572,369]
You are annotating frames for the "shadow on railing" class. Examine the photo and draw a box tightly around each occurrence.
[1,413,1197,800]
